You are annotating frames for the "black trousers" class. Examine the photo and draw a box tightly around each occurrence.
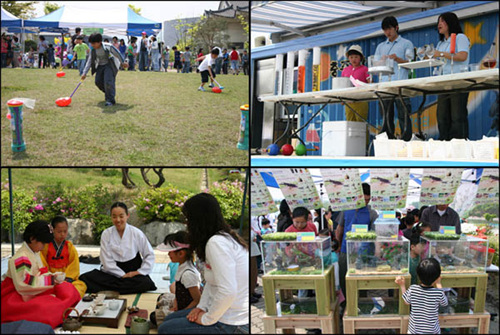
[95,63,116,104]
[379,97,413,141]
[79,252,157,294]
[437,92,469,140]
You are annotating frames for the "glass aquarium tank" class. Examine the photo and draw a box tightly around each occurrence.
[346,232,410,275]
[279,297,318,315]
[374,218,400,239]
[261,233,332,275]
[420,233,488,273]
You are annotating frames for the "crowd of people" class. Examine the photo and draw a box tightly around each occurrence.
[1,28,249,76]
[1,193,249,333]
[251,182,464,324]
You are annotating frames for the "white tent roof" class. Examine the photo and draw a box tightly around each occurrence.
[24,5,161,36]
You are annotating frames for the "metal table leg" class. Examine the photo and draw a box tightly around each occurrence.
[275,102,303,144]
[375,91,395,138]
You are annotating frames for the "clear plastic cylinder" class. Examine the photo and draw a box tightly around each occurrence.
[312,47,321,91]
[274,54,284,95]
[285,51,295,95]
[298,49,307,93]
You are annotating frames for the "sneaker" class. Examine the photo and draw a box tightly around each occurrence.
[105,101,114,106]
[208,83,214,88]
[198,86,206,92]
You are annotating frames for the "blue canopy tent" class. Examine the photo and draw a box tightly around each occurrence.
[24,6,161,37]
[1,7,22,28]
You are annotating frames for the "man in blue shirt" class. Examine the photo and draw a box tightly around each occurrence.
[374,16,414,141]
[335,183,378,303]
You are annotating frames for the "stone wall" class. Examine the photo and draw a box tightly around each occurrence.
[139,221,186,246]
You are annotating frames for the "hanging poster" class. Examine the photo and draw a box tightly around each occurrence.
[320,168,364,211]
[370,168,410,210]
[420,169,462,205]
[271,168,321,211]
[474,168,499,206]
[250,169,277,216]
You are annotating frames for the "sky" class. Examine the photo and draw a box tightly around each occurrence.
[29,1,220,22]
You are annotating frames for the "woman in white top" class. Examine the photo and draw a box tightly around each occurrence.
[158,193,249,334]
[79,202,157,294]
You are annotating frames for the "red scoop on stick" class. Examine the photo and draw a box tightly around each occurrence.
[55,80,83,107]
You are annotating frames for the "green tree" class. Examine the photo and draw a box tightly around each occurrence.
[1,1,37,19]
[237,14,249,50]
[43,1,59,15]
[174,17,194,50]
[189,15,230,53]
[128,4,141,15]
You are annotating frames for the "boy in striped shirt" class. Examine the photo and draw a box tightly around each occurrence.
[395,258,448,334]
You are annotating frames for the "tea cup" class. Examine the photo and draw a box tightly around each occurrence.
[109,299,120,310]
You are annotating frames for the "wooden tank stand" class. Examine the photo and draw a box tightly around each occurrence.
[262,265,335,316]
[263,302,340,334]
[345,273,411,317]
[343,313,405,334]
[343,311,490,334]
[402,312,491,334]
[262,265,336,334]
[440,272,488,313]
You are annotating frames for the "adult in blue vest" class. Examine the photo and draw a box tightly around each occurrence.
[335,183,379,301]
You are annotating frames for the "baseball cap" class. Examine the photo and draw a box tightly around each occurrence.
[141,31,147,35]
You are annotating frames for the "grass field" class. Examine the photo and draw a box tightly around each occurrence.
[1,68,249,166]
[0,168,206,194]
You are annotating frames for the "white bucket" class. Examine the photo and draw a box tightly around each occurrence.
[322,121,366,156]
[428,140,451,159]
[408,140,428,158]
[449,139,472,159]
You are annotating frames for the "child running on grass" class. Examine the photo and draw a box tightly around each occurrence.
[196,48,219,92]
[395,258,448,334]
[81,33,128,106]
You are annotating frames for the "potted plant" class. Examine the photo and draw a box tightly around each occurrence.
[130,316,149,334]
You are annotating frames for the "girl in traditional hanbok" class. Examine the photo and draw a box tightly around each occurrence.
[40,216,87,298]
[79,202,157,294]
[1,220,81,328]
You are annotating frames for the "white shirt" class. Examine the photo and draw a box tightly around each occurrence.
[437,209,446,217]
[100,224,155,278]
[198,234,249,326]
[174,260,201,289]
[198,55,215,72]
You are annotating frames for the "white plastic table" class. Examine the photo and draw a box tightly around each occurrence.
[258,69,499,143]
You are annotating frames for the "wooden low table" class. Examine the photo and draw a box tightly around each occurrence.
[345,273,411,317]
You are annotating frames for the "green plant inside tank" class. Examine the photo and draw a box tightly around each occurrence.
[262,232,298,241]
[346,231,377,240]
[423,232,461,240]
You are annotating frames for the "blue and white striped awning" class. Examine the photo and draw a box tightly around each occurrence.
[251,1,384,34]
